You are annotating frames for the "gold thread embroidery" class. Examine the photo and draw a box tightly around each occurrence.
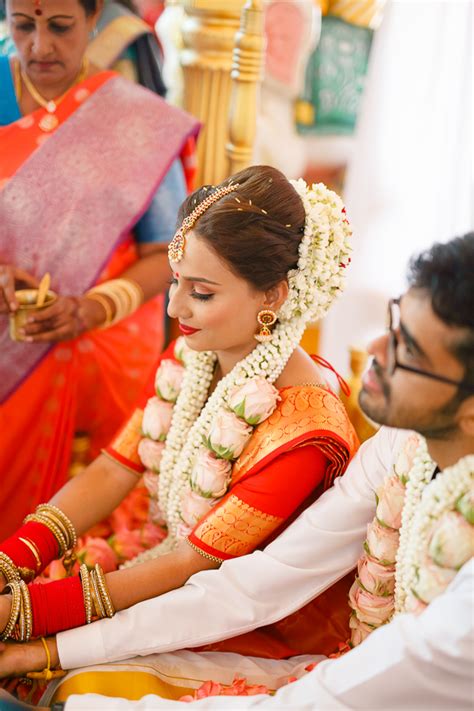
[107,408,144,466]
[232,386,357,484]
[192,494,283,558]
[186,538,223,564]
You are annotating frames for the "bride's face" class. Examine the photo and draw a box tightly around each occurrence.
[167,230,267,355]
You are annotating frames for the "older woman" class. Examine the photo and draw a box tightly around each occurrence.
[0,166,357,698]
[0,0,199,537]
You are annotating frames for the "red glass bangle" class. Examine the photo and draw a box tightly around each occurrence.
[1,521,60,577]
[29,576,86,637]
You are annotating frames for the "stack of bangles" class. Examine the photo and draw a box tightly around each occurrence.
[0,503,77,584]
[84,277,144,329]
[0,563,115,641]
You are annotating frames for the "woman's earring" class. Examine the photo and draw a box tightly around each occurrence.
[90,26,98,40]
[254,309,277,343]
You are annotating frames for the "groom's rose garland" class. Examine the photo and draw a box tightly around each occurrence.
[349,435,474,645]
[130,181,352,562]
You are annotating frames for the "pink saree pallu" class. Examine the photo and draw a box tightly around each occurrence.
[0,72,199,536]
[0,73,199,402]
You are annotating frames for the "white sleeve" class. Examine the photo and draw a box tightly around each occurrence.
[64,561,474,711]
[58,428,407,670]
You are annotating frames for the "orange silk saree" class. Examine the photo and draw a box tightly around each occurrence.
[0,71,199,537]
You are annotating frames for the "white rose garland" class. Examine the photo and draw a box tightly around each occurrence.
[349,436,473,645]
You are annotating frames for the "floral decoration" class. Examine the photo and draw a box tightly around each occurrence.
[349,434,473,646]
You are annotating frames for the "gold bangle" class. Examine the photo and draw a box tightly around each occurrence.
[89,569,106,619]
[94,564,115,618]
[19,580,32,642]
[12,580,32,642]
[79,564,93,624]
[84,292,114,328]
[18,537,42,572]
[1,580,22,640]
[24,514,67,556]
[36,504,77,549]
[0,552,21,584]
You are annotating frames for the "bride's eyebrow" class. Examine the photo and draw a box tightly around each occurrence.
[182,276,221,286]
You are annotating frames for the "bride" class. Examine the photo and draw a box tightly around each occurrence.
[0,164,356,683]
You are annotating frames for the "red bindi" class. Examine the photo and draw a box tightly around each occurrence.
[34,8,42,14]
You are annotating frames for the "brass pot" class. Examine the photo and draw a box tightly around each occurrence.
[9,289,57,342]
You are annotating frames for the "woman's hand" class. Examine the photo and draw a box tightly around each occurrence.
[0,266,39,314]
[18,295,107,343]
[0,594,11,635]
[0,573,6,594]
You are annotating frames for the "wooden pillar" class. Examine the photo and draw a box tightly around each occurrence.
[226,0,265,176]
[179,0,246,186]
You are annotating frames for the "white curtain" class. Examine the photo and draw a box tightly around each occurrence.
[322,0,473,373]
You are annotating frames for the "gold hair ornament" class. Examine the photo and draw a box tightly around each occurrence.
[168,183,239,263]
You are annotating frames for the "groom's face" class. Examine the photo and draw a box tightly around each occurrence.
[359,289,468,438]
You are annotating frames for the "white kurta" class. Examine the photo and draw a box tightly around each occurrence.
[57,426,473,708]
[64,561,474,709]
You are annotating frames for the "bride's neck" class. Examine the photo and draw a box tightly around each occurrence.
[215,341,258,379]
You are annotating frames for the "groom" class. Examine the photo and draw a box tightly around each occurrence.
[4,233,474,709]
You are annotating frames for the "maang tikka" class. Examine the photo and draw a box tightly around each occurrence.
[168,183,239,263]
[255,309,277,343]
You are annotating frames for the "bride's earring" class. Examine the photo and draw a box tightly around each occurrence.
[254,309,277,343]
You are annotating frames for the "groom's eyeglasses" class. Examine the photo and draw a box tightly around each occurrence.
[386,298,474,393]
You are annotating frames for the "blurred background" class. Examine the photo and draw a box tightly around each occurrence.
[2,0,472,433]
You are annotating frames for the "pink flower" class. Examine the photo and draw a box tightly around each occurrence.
[179,677,270,702]
[357,555,396,596]
[149,498,167,526]
[348,579,394,626]
[180,490,216,528]
[206,410,252,460]
[412,557,457,604]
[456,491,474,525]
[349,612,374,646]
[376,475,406,530]
[154,359,184,402]
[365,519,400,565]
[393,433,420,483]
[176,522,193,539]
[141,397,173,441]
[76,537,118,572]
[109,487,150,532]
[427,511,474,570]
[143,469,159,498]
[228,377,280,425]
[191,449,231,498]
[404,592,428,615]
[138,438,165,472]
[140,522,166,548]
[108,529,145,562]
[43,559,69,581]
[174,336,191,363]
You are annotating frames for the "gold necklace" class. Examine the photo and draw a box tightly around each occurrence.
[17,58,89,132]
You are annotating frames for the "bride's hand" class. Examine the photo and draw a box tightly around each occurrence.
[0,572,6,593]
[0,594,12,635]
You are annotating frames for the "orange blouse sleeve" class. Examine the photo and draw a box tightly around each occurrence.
[102,340,178,475]
[187,444,328,563]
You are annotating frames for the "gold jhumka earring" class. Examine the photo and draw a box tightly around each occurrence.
[168,183,239,263]
[254,309,277,343]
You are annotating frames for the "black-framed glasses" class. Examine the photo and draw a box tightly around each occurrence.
[386,298,474,393]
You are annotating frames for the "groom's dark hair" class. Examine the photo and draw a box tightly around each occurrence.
[408,232,474,399]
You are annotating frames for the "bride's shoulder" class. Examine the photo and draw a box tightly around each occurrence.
[275,347,330,390]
